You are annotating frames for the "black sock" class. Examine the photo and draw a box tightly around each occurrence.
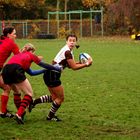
[47,101,61,119]
[34,95,52,106]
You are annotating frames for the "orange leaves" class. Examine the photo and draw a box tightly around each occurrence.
[82,0,95,8]
[0,0,45,7]
[82,0,114,8]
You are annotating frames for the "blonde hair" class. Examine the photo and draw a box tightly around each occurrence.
[21,43,35,52]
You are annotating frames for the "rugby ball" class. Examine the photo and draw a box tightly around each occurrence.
[79,53,91,64]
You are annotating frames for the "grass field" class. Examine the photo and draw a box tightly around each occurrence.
[0,37,140,140]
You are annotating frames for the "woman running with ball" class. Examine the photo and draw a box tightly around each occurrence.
[29,34,92,121]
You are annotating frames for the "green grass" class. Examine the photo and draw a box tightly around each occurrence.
[0,37,140,140]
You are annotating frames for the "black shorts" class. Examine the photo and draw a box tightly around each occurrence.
[2,64,26,84]
[43,70,61,87]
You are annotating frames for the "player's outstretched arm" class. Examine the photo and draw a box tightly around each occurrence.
[26,68,46,76]
[38,61,62,72]
[67,59,92,70]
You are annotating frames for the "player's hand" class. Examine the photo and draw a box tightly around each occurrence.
[38,55,43,60]
[53,64,63,72]
[86,58,93,67]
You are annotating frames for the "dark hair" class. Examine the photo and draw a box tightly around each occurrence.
[66,34,78,41]
[1,26,15,40]
[66,34,80,49]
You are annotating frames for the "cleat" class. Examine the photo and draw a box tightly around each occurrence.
[14,114,24,124]
[0,112,14,118]
[46,115,62,122]
[28,103,35,113]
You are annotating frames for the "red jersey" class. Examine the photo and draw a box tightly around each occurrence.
[0,37,19,68]
[7,51,41,70]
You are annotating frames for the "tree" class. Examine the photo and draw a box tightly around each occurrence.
[82,0,118,9]
[0,0,26,7]
[105,0,140,34]
[0,0,46,19]
[64,0,69,20]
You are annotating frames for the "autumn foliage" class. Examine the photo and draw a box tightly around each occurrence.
[0,0,139,35]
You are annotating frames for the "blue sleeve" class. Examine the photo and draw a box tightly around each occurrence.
[38,61,62,72]
[26,68,46,76]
